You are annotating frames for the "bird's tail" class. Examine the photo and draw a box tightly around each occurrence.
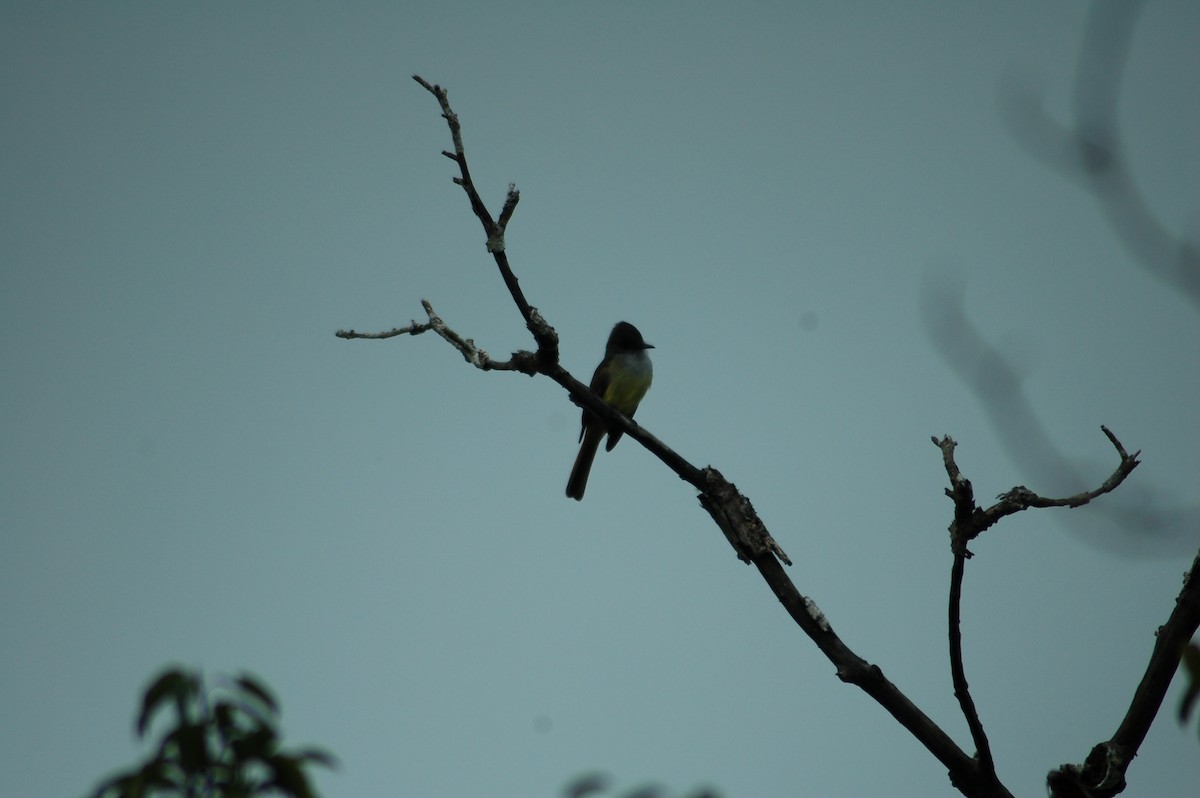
[565,426,605,501]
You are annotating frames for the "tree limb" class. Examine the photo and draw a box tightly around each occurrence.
[934,428,1140,554]
[337,300,538,373]
[410,75,558,361]
[1048,546,1200,797]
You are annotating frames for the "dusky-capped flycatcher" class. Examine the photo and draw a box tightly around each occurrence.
[565,321,654,501]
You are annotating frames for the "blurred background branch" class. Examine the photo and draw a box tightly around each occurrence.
[998,0,1200,311]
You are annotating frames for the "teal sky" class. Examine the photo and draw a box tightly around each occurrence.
[2,2,1198,797]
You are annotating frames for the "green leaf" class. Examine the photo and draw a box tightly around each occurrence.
[267,753,316,798]
[135,668,195,738]
[170,722,209,775]
[230,725,277,763]
[135,760,180,796]
[296,747,338,771]
[1179,643,1200,724]
[213,700,237,739]
[235,673,279,716]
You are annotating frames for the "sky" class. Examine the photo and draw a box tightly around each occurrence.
[2,2,1198,797]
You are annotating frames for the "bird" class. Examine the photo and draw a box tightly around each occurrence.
[565,321,654,501]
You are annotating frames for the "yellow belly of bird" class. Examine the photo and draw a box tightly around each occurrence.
[602,358,652,415]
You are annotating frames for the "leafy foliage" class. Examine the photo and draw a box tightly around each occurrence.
[88,666,335,798]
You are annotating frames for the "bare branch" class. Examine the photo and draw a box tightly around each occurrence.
[935,436,1000,790]
[335,320,432,340]
[337,300,537,374]
[933,427,1141,552]
[948,549,996,783]
[409,75,557,360]
[1108,548,1200,768]
[697,468,791,566]
[410,75,501,238]
[980,427,1139,532]
[752,553,1014,798]
[497,183,520,232]
[1048,546,1200,797]
[420,301,539,375]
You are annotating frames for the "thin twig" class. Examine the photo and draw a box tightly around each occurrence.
[934,427,1140,552]
[983,426,1139,519]
[335,320,432,340]
[410,75,499,237]
[337,301,537,374]
[410,75,557,359]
